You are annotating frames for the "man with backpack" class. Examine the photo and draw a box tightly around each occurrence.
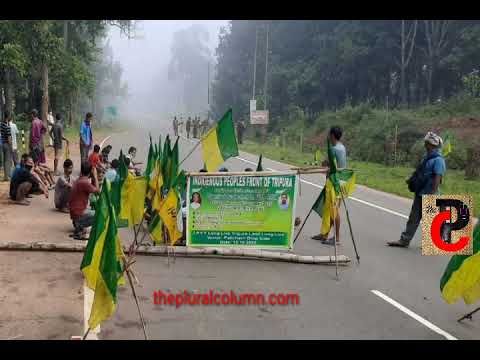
[387,131,446,248]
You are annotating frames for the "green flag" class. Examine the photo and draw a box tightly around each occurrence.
[256,154,263,171]
[144,135,154,179]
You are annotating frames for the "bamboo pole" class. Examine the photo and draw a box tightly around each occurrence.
[0,241,350,265]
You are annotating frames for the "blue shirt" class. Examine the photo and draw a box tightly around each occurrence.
[332,142,347,169]
[11,164,21,178]
[418,149,446,195]
[80,121,92,146]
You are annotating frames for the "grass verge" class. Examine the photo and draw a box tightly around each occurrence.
[239,140,480,217]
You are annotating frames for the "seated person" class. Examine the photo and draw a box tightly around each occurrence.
[69,162,100,240]
[126,146,142,175]
[11,153,29,178]
[100,145,112,166]
[105,159,119,182]
[124,157,139,176]
[54,159,74,213]
[88,144,106,172]
[9,157,48,205]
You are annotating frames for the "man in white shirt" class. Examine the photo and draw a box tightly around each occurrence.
[47,111,55,147]
[9,117,19,166]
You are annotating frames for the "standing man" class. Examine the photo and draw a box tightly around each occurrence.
[80,112,93,164]
[29,109,47,165]
[9,113,19,167]
[186,117,192,139]
[1,111,13,181]
[388,132,446,248]
[173,116,179,137]
[311,126,347,245]
[236,119,246,145]
[47,110,55,147]
[50,113,69,176]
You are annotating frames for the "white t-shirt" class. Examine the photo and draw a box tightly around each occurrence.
[9,122,18,150]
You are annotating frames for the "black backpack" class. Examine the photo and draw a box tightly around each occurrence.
[407,152,441,193]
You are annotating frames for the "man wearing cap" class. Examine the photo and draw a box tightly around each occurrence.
[387,131,446,248]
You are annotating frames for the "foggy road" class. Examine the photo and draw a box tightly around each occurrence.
[96,125,480,340]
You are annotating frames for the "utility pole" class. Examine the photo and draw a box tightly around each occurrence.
[252,26,258,100]
[207,61,210,122]
[263,22,269,110]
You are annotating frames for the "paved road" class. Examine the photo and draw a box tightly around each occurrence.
[99,124,480,340]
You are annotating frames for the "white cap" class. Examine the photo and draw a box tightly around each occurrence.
[424,131,443,147]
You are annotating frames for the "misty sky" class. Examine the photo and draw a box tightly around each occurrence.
[108,20,229,117]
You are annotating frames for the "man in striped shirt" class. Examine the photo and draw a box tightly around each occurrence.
[1,111,13,181]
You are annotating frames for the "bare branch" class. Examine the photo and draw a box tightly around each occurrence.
[405,20,418,67]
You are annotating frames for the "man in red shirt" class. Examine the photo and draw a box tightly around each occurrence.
[88,144,105,171]
[69,161,99,240]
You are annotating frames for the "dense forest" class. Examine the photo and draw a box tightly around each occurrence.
[0,20,132,130]
[210,20,480,174]
[211,20,480,124]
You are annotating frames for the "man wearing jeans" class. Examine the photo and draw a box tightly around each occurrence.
[1,111,13,181]
[69,161,99,240]
[387,132,446,248]
[79,113,93,164]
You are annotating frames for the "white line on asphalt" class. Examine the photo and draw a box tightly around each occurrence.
[179,135,409,219]
[100,135,111,149]
[371,290,457,340]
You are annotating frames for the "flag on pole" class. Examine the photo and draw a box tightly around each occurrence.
[80,182,125,330]
[256,154,263,171]
[159,188,183,246]
[201,109,238,172]
[440,222,480,305]
[148,212,163,245]
[311,138,355,237]
[120,173,148,227]
[442,133,453,157]
[144,135,155,180]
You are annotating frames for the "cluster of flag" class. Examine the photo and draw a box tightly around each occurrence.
[79,108,255,332]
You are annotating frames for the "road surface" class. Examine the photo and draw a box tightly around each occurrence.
[98,124,480,340]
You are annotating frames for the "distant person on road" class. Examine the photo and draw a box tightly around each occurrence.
[173,116,179,137]
[9,157,48,205]
[50,113,69,176]
[69,161,100,240]
[236,120,246,145]
[1,111,13,181]
[54,159,74,213]
[80,112,93,163]
[388,132,446,248]
[311,126,347,246]
[192,117,199,139]
[186,117,192,139]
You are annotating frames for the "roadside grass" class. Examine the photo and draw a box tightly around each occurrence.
[239,140,480,217]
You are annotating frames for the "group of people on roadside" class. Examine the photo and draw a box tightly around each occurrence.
[172,116,209,139]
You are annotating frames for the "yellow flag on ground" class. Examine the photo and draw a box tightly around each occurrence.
[159,188,182,246]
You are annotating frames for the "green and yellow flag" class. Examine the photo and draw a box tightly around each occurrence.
[311,138,355,237]
[440,222,480,305]
[201,109,238,172]
[148,212,164,245]
[256,154,263,171]
[144,135,155,180]
[159,188,183,246]
[120,173,148,227]
[442,133,453,158]
[80,182,125,330]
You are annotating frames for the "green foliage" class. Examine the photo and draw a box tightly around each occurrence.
[462,69,480,97]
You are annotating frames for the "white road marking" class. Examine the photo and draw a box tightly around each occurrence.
[180,135,409,219]
[99,135,111,149]
[371,290,457,340]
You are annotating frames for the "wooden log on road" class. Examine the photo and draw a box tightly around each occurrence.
[0,241,350,265]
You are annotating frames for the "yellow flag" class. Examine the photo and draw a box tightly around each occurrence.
[159,188,182,246]
[151,170,164,212]
[321,179,338,237]
[120,174,148,227]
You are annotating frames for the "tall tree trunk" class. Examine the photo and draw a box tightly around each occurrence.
[4,70,15,114]
[41,62,49,126]
[68,93,73,127]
